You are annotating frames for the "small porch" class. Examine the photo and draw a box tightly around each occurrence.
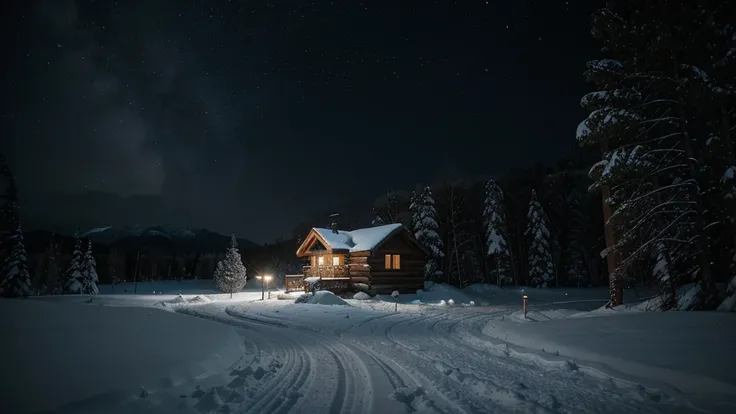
[284,264,353,293]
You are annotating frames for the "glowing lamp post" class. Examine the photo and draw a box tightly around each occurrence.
[256,275,273,300]
[522,295,528,319]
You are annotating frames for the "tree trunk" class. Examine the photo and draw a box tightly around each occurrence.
[600,136,623,305]
[602,184,623,306]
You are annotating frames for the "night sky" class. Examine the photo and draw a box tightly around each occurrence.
[2,0,599,244]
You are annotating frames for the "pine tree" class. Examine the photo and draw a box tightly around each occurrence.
[46,234,62,295]
[65,232,85,294]
[564,189,591,287]
[483,179,513,285]
[651,241,677,310]
[372,190,411,227]
[0,224,32,297]
[525,190,554,288]
[578,1,729,308]
[0,156,32,297]
[213,234,247,298]
[410,186,444,280]
[81,240,99,295]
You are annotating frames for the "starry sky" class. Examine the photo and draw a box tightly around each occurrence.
[2,0,599,244]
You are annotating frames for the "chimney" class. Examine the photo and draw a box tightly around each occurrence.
[329,213,340,234]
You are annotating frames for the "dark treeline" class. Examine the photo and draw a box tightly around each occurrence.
[299,150,609,291]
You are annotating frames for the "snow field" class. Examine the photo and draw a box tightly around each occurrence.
[0,299,244,414]
[486,307,736,398]
[4,280,734,413]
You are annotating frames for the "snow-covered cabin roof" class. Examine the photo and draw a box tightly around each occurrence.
[296,223,420,257]
[312,223,402,252]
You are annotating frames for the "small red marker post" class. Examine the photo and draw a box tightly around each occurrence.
[522,295,528,319]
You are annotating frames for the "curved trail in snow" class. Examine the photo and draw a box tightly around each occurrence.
[167,302,725,414]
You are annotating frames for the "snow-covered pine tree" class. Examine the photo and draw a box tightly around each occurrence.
[81,240,99,295]
[525,190,554,288]
[482,179,513,285]
[0,156,32,297]
[0,223,32,297]
[691,8,736,292]
[65,232,85,294]
[410,186,444,281]
[213,234,247,298]
[651,241,676,311]
[578,2,723,308]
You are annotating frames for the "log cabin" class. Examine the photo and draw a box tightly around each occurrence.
[286,223,429,294]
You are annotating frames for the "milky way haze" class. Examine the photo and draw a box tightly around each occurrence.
[2,0,598,243]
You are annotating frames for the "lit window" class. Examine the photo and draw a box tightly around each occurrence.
[317,256,324,266]
[332,256,340,266]
[392,254,401,270]
[385,254,401,270]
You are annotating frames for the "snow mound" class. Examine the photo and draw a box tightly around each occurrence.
[0,300,243,414]
[629,283,712,311]
[189,295,212,303]
[276,293,300,300]
[418,283,473,304]
[389,386,441,413]
[169,294,188,304]
[297,291,349,306]
[352,292,372,300]
[718,275,736,312]
[157,294,212,308]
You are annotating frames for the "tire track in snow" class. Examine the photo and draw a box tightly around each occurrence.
[383,311,447,352]
[355,310,481,414]
[175,305,295,412]
[222,307,313,414]
[224,306,289,327]
[324,344,352,414]
[442,310,677,412]
[373,307,625,413]
[175,304,314,413]
[428,308,679,414]
[223,305,375,414]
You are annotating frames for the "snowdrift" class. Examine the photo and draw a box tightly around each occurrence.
[98,279,223,295]
[484,308,736,396]
[0,299,244,413]
[297,291,349,306]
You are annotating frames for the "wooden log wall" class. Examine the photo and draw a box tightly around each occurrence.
[365,232,426,294]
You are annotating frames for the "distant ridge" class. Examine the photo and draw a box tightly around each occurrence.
[23,225,260,254]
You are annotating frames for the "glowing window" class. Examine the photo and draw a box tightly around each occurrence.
[332,256,340,266]
[385,254,401,269]
[392,254,401,270]
[317,256,324,266]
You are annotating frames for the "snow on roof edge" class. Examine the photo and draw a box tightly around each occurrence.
[312,223,403,252]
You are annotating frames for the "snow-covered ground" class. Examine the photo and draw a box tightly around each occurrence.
[0,298,244,414]
[2,280,734,413]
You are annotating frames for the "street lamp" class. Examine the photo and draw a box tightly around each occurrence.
[256,275,273,300]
